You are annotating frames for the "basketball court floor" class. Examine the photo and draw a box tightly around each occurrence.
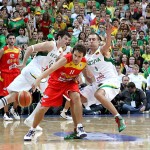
[0,113,150,150]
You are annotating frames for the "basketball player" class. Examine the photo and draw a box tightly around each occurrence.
[24,44,90,141]
[0,34,21,121]
[0,30,71,128]
[80,23,126,133]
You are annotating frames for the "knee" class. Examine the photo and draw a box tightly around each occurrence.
[71,94,81,104]
[94,90,105,99]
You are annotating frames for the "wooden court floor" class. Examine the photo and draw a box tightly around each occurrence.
[0,114,150,150]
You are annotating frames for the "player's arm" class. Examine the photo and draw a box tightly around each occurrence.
[82,66,95,84]
[32,56,67,90]
[0,48,4,59]
[100,23,112,57]
[20,41,54,68]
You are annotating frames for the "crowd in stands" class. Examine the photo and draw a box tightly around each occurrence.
[1,0,150,116]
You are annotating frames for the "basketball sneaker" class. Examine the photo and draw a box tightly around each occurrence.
[24,119,43,131]
[76,124,87,138]
[115,115,126,132]
[10,107,20,120]
[24,129,36,141]
[60,111,72,120]
[3,113,13,121]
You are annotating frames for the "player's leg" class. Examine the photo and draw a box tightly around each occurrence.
[24,106,49,141]
[60,100,72,120]
[69,91,87,138]
[0,92,18,109]
[94,87,126,132]
[24,80,47,129]
[24,102,43,131]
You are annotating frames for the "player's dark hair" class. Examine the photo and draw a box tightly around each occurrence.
[72,44,87,56]
[55,30,71,40]
[88,33,102,41]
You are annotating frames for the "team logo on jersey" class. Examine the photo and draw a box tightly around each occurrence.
[10,54,15,58]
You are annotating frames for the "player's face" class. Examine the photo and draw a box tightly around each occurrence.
[60,35,70,47]
[88,34,100,49]
[72,50,84,65]
[7,36,16,46]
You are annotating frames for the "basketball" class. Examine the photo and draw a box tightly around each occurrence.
[18,91,32,107]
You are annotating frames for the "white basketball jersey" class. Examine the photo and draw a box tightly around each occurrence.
[32,41,63,71]
[86,48,118,83]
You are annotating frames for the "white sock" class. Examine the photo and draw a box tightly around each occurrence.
[77,123,83,127]
[26,102,41,121]
[0,97,8,109]
[62,108,68,113]
[114,114,120,117]
[31,127,36,131]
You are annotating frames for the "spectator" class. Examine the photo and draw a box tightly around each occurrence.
[16,27,29,46]
[128,64,147,90]
[116,82,147,114]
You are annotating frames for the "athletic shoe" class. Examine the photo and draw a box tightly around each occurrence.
[10,107,20,120]
[115,115,126,132]
[64,132,81,140]
[24,119,43,131]
[77,124,87,138]
[3,113,13,121]
[24,129,36,141]
[60,111,72,120]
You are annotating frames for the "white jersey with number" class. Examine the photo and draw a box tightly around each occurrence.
[7,41,62,93]
[86,48,118,84]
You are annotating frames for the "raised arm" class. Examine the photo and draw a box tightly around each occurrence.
[101,23,112,57]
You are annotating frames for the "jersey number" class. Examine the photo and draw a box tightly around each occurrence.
[70,70,75,74]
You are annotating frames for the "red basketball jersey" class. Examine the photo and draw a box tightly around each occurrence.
[0,46,20,73]
[48,53,87,86]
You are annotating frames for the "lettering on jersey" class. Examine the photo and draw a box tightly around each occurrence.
[43,95,49,99]
[96,73,105,82]
[88,58,101,65]
[9,63,17,70]
[58,72,76,82]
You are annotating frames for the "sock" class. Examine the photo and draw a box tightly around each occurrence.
[114,114,120,118]
[31,127,36,131]
[62,108,68,113]
[0,97,8,109]
[77,123,83,128]
[26,102,41,121]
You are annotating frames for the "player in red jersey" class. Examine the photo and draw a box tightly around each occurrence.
[0,33,21,121]
[24,44,93,141]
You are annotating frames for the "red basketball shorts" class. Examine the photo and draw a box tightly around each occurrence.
[41,82,80,107]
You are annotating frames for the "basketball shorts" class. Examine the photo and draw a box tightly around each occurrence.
[7,65,47,93]
[41,82,79,107]
[81,78,120,105]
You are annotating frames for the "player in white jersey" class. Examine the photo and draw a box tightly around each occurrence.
[0,30,71,130]
[81,23,126,132]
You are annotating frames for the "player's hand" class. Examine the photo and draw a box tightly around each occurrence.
[32,78,41,92]
[106,22,112,35]
[16,63,26,69]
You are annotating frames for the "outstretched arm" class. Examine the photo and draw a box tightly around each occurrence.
[32,56,67,90]
[18,41,54,69]
[101,23,112,57]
